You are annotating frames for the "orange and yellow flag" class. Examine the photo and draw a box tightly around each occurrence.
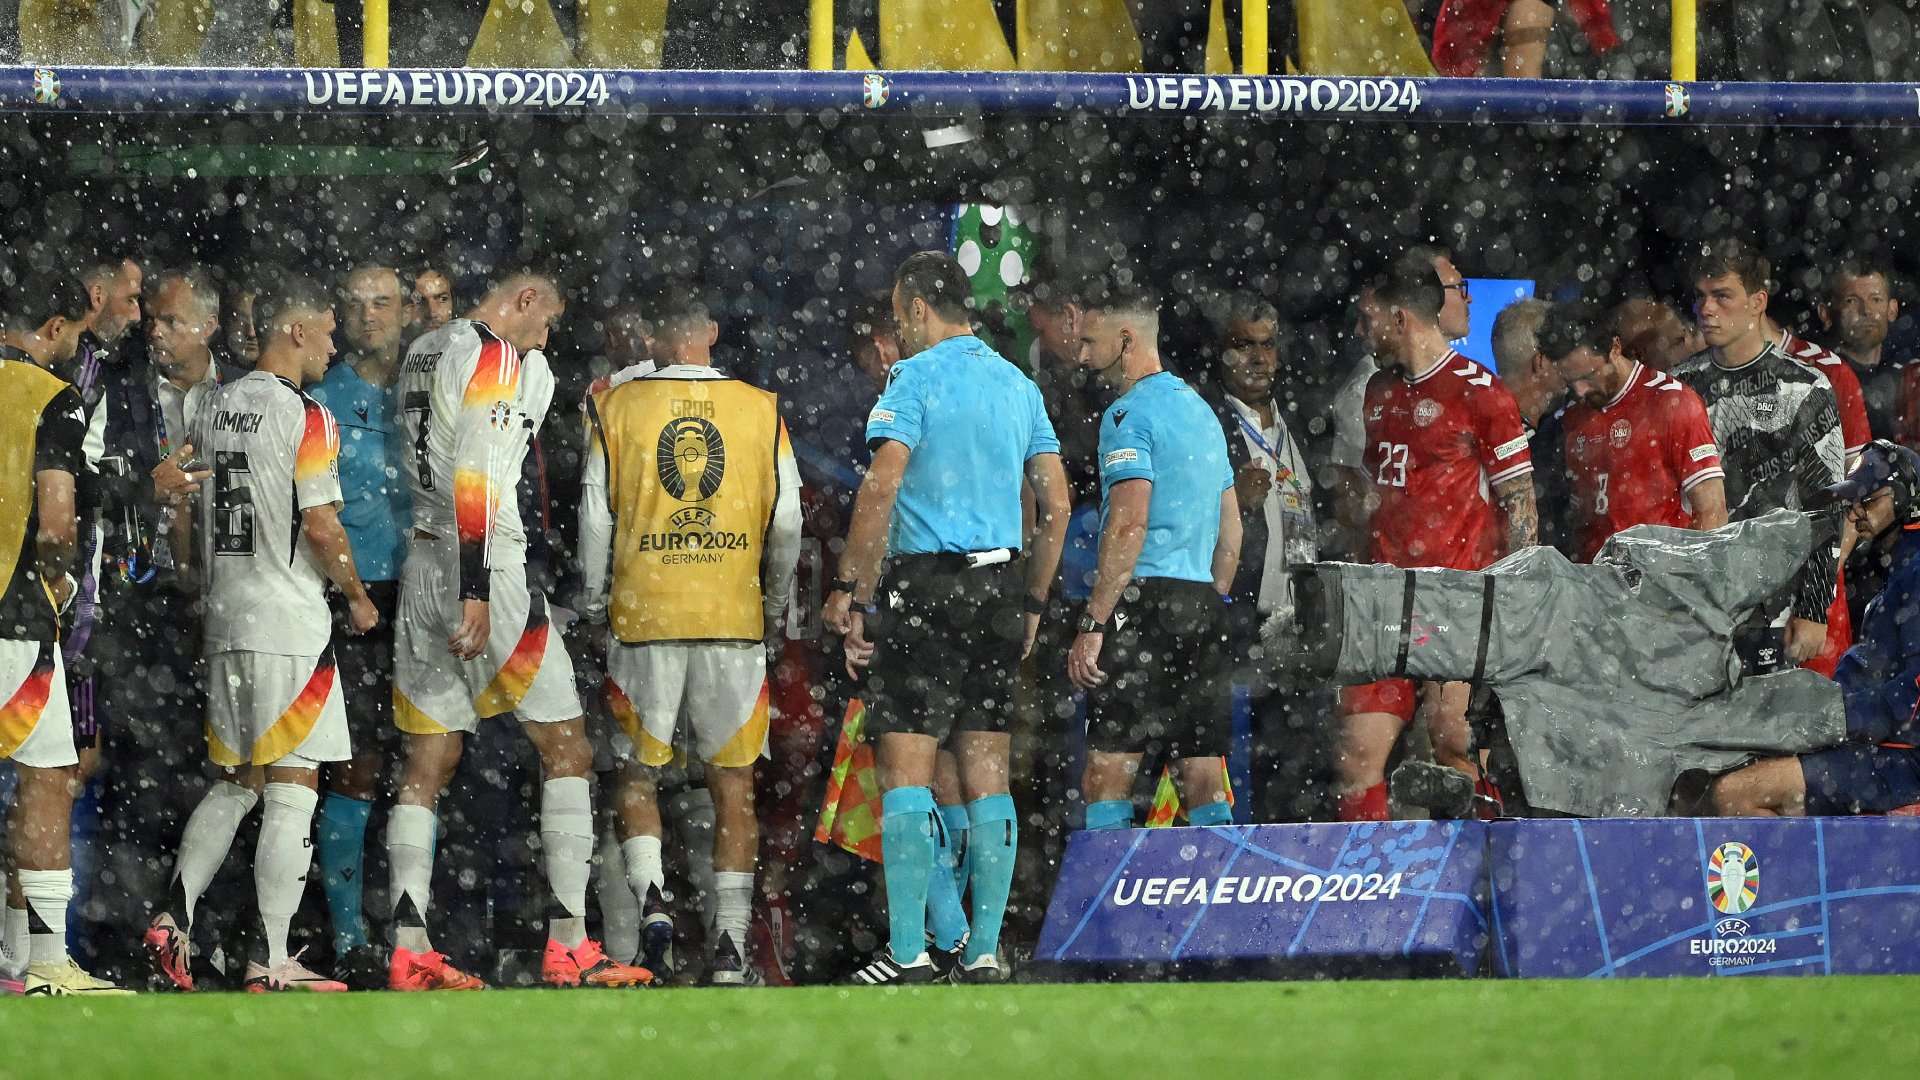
[815,699,886,862]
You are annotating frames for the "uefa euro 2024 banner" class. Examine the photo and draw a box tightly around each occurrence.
[1037,818,1920,978]
[1491,817,1920,978]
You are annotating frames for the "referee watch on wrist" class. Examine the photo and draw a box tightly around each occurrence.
[828,577,859,597]
[1077,613,1106,634]
[1023,593,1048,616]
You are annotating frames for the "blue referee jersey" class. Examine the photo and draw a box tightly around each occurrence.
[309,359,411,582]
[865,334,1059,556]
[1097,371,1233,584]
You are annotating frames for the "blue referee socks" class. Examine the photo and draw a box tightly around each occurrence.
[926,805,970,951]
[963,794,1017,966]
[1084,799,1134,831]
[939,804,971,895]
[881,786,939,962]
[1188,800,1234,828]
[317,793,373,952]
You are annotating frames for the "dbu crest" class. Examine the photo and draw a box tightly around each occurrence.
[656,416,726,502]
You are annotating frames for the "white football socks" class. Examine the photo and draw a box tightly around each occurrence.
[174,780,258,930]
[621,834,665,910]
[255,783,319,967]
[713,870,753,955]
[595,827,640,963]
[540,777,594,949]
[18,868,72,966]
[386,803,437,954]
[2,902,27,978]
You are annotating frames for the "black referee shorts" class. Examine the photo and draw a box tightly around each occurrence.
[861,554,1025,744]
[331,579,400,752]
[1085,578,1230,759]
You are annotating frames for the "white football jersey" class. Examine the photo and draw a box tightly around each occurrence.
[195,371,343,656]
[397,318,554,600]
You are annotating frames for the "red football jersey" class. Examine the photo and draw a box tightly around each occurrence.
[1781,330,1869,459]
[1562,362,1725,561]
[1363,351,1532,570]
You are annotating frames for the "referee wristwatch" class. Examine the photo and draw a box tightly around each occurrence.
[828,577,860,597]
[1077,613,1106,634]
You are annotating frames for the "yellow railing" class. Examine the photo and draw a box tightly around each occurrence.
[365,0,389,68]
[1671,0,1695,81]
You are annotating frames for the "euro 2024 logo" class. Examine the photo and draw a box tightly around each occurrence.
[1664,83,1690,118]
[657,416,726,531]
[1707,840,1758,915]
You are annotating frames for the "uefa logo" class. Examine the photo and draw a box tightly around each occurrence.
[1706,841,1759,914]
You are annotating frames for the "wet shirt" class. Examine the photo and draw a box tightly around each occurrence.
[1098,371,1232,584]
[398,318,555,600]
[865,334,1058,556]
[192,372,342,656]
[308,359,411,583]
[1362,351,1532,571]
[1561,362,1723,562]
[1673,342,1844,622]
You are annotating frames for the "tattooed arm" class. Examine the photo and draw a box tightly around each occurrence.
[1493,473,1538,556]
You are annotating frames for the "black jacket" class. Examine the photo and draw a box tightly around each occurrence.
[97,354,248,597]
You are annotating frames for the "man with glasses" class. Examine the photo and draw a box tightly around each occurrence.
[1341,252,1536,821]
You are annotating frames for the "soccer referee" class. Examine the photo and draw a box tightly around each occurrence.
[825,251,1070,985]
[1067,285,1240,830]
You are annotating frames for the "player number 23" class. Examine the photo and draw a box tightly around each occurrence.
[1374,442,1409,488]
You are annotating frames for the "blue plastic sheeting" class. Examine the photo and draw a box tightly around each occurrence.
[5,67,1920,126]
[1035,821,1488,977]
[1490,817,1920,978]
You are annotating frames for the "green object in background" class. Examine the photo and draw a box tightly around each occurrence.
[952,203,1037,370]
[67,143,466,179]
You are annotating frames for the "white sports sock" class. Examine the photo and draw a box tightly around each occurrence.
[2,903,27,978]
[255,783,319,967]
[670,788,716,931]
[540,777,594,948]
[713,870,753,953]
[596,827,640,964]
[386,803,437,954]
[18,868,71,966]
[174,781,258,930]
[621,835,665,910]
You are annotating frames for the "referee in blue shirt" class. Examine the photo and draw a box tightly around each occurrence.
[1066,284,1241,832]
[825,251,1070,985]
[305,263,413,974]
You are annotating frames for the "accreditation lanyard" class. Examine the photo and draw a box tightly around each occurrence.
[1232,403,1317,567]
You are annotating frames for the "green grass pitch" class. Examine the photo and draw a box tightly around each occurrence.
[4,979,1917,1078]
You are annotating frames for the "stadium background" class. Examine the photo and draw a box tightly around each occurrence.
[3,0,1920,1017]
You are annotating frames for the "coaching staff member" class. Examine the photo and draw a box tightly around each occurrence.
[824,251,1070,986]
[1068,285,1241,831]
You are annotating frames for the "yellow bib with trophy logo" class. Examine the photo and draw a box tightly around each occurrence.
[0,361,70,608]
[590,373,781,644]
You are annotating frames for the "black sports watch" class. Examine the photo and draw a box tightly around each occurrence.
[1023,593,1048,616]
[828,577,859,597]
[1077,613,1106,634]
